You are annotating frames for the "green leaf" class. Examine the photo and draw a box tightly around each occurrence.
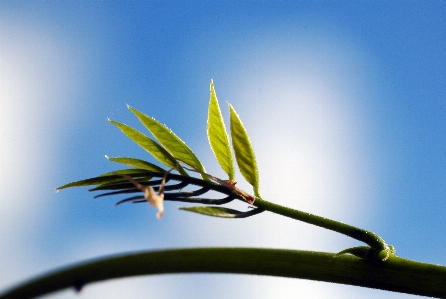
[57,173,126,190]
[207,80,234,180]
[106,156,165,172]
[89,177,153,191]
[56,169,154,190]
[108,119,186,175]
[101,168,158,176]
[127,105,208,180]
[57,175,118,190]
[228,104,260,197]
[180,206,264,218]
[179,206,247,218]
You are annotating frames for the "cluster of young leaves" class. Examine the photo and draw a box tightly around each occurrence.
[58,81,263,219]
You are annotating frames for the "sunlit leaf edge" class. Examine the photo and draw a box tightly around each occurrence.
[106,156,165,172]
[207,80,235,180]
[228,104,260,197]
[108,119,187,176]
[127,105,207,180]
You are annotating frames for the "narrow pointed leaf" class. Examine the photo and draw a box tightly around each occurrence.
[179,206,244,218]
[229,104,260,197]
[101,169,159,176]
[57,169,154,190]
[57,175,120,190]
[57,174,128,190]
[108,119,186,175]
[106,156,165,172]
[127,105,208,180]
[207,80,234,180]
[91,176,154,191]
[180,206,264,218]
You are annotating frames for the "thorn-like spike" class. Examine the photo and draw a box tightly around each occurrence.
[73,279,84,293]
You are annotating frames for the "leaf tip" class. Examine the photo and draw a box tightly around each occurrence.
[127,104,135,111]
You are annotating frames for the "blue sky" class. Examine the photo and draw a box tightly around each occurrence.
[1,1,445,298]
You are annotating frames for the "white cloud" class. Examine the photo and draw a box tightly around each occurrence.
[0,16,88,289]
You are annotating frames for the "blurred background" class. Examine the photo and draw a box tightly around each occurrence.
[1,1,445,298]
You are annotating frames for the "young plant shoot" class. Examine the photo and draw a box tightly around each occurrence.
[3,81,446,299]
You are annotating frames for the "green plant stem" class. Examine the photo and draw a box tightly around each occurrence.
[1,248,446,299]
[159,173,390,253]
[254,198,390,253]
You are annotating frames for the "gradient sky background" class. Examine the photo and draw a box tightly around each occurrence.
[1,1,445,298]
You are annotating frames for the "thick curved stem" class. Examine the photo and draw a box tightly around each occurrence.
[1,248,446,299]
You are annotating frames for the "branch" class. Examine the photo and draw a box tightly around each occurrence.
[1,248,446,299]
